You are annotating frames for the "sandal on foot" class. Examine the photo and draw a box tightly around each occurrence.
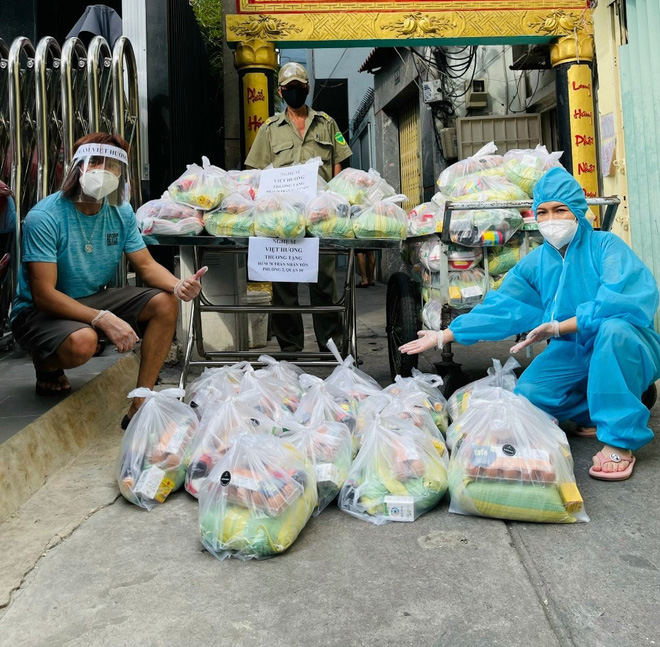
[574,426,597,438]
[589,451,636,481]
[35,368,71,397]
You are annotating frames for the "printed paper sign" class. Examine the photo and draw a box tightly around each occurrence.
[248,237,320,283]
[257,160,320,201]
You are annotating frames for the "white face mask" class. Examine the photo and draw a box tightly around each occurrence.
[79,169,120,201]
[538,218,578,249]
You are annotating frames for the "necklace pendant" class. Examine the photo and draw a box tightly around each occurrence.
[85,244,93,253]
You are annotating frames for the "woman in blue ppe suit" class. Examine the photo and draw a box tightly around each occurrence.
[400,167,660,481]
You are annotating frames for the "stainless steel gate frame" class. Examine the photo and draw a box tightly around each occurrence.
[86,36,113,135]
[0,39,10,189]
[61,37,88,177]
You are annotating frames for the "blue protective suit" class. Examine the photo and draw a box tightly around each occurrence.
[450,167,660,450]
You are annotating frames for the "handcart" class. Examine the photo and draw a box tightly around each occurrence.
[143,234,401,388]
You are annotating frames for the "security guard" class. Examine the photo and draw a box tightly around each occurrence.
[245,62,352,353]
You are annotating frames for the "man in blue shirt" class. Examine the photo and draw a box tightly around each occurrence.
[11,132,205,428]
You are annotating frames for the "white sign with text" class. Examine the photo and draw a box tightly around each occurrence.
[256,160,320,201]
[248,237,319,283]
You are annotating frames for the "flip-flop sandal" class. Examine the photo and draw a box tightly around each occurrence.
[574,426,597,438]
[589,450,636,481]
[35,368,72,397]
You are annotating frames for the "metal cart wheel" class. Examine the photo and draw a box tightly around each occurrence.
[386,272,419,380]
[642,383,657,410]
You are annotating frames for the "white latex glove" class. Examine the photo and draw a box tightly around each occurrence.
[399,330,442,355]
[174,266,208,302]
[510,320,560,354]
[95,311,139,353]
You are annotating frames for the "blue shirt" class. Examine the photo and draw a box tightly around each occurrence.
[11,192,145,322]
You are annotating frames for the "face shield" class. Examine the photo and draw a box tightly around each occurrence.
[67,143,130,207]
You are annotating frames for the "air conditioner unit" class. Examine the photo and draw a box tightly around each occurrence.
[440,127,458,159]
[465,78,488,109]
[422,79,443,104]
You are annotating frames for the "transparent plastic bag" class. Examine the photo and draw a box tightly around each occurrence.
[437,142,505,193]
[407,201,443,237]
[186,363,249,413]
[384,369,449,435]
[447,245,483,270]
[504,145,564,196]
[281,412,353,515]
[447,357,520,421]
[419,235,444,272]
[304,190,354,239]
[253,192,306,239]
[228,168,261,199]
[324,339,382,403]
[136,198,204,236]
[185,393,278,497]
[199,434,317,560]
[203,193,255,237]
[327,167,396,206]
[238,365,299,421]
[448,388,588,523]
[168,157,237,210]
[450,208,523,247]
[339,414,448,525]
[255,354,304,409]
[422,299,443,331]
[352,198,408,240]
[116,388,198,510]
[489,274,507,291]
[295,373,358,434]
[448,269,487,310]
[450,174,530,200]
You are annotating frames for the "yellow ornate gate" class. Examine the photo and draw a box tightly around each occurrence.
[398,103,423,212]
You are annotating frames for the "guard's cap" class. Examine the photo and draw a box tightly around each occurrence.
[278,62,309,86]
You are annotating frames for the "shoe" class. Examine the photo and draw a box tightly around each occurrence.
[589,451,636,481]
[356,283,369,289]
[35,368,72,397]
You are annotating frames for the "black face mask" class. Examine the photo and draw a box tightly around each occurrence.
[281,86,308,110]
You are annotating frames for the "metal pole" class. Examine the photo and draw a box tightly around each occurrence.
[86,36,112,134]
[61,37,88,175]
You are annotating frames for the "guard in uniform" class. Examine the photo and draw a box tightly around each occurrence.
[245,62,352,353]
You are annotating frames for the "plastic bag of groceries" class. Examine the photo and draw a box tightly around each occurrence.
[295,373,358,433]
[281,412,353,515]
[116,388,198,510]
[384,369,449,435]
[450,208,523,247]
[186,363,249,413]
[448,388,588,523]
[447,245,483,270]
[324,339,383,403]
[305,190,354,238]
[448,269,487,310]
[253,192,306,239]
[136,198,205,236]
[339,413,448,525]
[204,193,255,237]
[327,167,396,206]
[487,235,542,275]
[419,235,444,272]
[256,354,305,393]
[437,142,505,193]
[407,201,443,237]
[199,434,317,560]
[238,364,299,421]
[451,174,530,201]
[422,299,443,330]
[168,157,237,211]
[504,145,564,196]
[489,274,507,291]
[228,168,261,199]
[185,391,278,497]
[352,198,408,240]
[447,357,520,421]
[420,269,444,304]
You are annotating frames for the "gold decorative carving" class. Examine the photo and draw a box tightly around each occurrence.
[232,15,302,40]
[551,33,595,65]
[234,39,278,71]
[381,12,455,38]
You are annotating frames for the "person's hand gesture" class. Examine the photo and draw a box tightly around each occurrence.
[399,330,442,355]
[95,312,139,353]
[510,321,560,354]
[174,266,208,302]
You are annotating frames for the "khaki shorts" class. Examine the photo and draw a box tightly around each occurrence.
[11,286,164,360]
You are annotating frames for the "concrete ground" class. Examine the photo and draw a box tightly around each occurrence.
[0,280,659,647]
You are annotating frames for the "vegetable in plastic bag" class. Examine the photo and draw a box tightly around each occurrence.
[448,269,488,310]
[204,193,255,237]
[450,208,523,247]
[199,434,317,560]
[447,357,520,421]
[305,190,354,238]
[253,192,306,239]
[407,201,443,237]
[327,167,396,205]
[448,388,588,523]
[487,235,542,274]
[136,199,205,236]
[116,388,198,510]
[437,142,505,193]
[352,199,408,240]
[339,414,448,525]
[451,174,530,201]
[281,413,353,515]
[504,145,564,196]
[168,157,237,210]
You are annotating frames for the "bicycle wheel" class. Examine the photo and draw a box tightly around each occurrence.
[386,272,419,380]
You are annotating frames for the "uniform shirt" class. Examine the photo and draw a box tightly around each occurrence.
[245,107,353,182]
[11,191,145,322]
